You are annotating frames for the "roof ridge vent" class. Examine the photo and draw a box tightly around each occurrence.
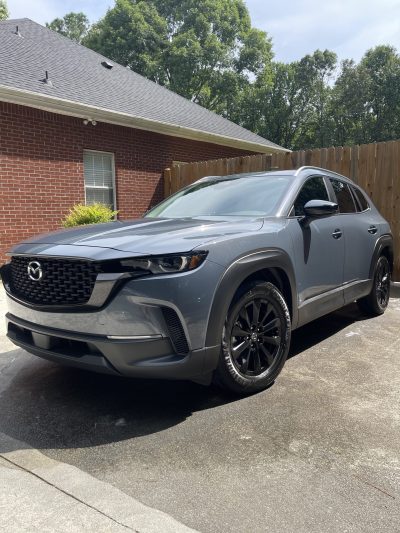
[101,60,113,70]
[13,25,23,37]
[41,71,53,88]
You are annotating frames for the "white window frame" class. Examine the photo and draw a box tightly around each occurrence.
[83,149,117,210]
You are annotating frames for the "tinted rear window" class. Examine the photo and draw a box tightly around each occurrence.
[351,186,369,212]
[330,179,356,213]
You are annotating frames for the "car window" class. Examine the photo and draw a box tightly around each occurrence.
[146,174,292,218]
[330,179,356,213]
[351,186,369,212]
[292,177,329,217]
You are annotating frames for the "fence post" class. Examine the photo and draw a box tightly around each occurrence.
[164,168,172,198]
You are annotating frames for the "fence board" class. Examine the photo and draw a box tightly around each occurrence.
[320,147,328,169]
[392,221,400,279]
[163,168,171,197]
[341,146,352,177]
[310,148,321,168]
[376,142,390,221]
[386,141,398,224]
[391,141,398,220]
[366,142,376,200]
[350,145,359,182]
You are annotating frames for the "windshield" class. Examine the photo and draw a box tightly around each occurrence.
[146,175,291,218]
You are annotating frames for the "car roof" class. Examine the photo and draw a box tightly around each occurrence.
[197,166,355,184]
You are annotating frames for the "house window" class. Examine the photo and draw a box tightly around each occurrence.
[83,150,116,209]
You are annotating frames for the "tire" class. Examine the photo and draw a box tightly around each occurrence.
[358,255,391,316]
[214,281,291,395]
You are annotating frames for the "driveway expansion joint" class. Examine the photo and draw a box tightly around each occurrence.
[0,453,138,531]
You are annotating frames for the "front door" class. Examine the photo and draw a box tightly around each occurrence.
[287,176,345,326]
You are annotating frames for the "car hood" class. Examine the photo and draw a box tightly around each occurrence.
[11,217,264,257]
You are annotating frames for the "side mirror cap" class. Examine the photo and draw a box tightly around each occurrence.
[303,200,338,218]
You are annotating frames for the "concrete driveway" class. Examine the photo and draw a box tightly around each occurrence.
[0,286,399,532]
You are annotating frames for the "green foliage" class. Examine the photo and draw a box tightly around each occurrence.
[236,45,400,149]
[83,0,272,112]
[331,46,400,146]
[84,1,166,81]
[46,12,90,42]
[0,0,9,20]
[62,203,118,227]
[233,50,337,150]
[330,59,371,145]
[297,50,337,148]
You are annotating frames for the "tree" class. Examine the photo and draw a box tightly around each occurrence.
[360,45,400,141]
[331,46,400,145]
[234,50,337,150]
[330,59,372,145]
[83,1,167,83]
[0,0,9,21]
[296,50,337,148]
[46,12,90,43]
[83,0,273,113]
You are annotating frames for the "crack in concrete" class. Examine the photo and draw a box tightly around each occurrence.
[352,474,396,500]
[0,454,139,532]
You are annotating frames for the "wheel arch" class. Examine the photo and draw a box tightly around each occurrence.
[205,249,298,348]
[369,234,394,278]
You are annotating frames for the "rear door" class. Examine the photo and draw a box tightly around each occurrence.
[287,175,345,325]
[328,179,379,303]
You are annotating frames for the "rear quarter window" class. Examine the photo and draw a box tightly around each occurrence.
[351,186,369,212]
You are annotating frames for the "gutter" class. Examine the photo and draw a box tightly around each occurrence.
[0,84,289,155]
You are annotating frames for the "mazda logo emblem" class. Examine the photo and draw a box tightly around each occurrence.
[27,261,43,281]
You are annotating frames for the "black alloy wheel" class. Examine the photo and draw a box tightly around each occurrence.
[229,298,281,377]
[375,257,391,308]
[215,281,291,395]
[358,255,391,315]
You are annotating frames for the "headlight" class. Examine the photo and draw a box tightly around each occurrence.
[117,252,208,275]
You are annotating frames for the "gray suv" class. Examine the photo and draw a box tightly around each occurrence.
[1,167,393,394]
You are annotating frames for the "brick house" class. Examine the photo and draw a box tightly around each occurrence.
[0,18,286,262]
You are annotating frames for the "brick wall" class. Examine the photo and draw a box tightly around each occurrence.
[0,102,256,262]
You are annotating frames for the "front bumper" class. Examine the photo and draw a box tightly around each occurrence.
[3,257,225,382]
[6,313,219,382]
[3,258,225,350]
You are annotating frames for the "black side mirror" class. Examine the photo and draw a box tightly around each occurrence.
[303,200,338,218]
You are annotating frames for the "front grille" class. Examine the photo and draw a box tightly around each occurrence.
[162,307,189,355]
[10,256,102,306]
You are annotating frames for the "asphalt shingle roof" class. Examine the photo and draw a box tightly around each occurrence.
[0,18,286,152]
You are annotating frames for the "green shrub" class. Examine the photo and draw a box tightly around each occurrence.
[62,203,118,227]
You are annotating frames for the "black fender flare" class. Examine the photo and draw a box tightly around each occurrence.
[205,248,298,348]
[369,234,394,278]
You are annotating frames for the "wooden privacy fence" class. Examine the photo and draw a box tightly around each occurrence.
[164,140,400,280]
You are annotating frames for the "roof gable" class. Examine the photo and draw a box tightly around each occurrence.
[0,18,287,153]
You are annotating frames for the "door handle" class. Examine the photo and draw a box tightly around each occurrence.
[368,225,378,235]
[332,229,342,239]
